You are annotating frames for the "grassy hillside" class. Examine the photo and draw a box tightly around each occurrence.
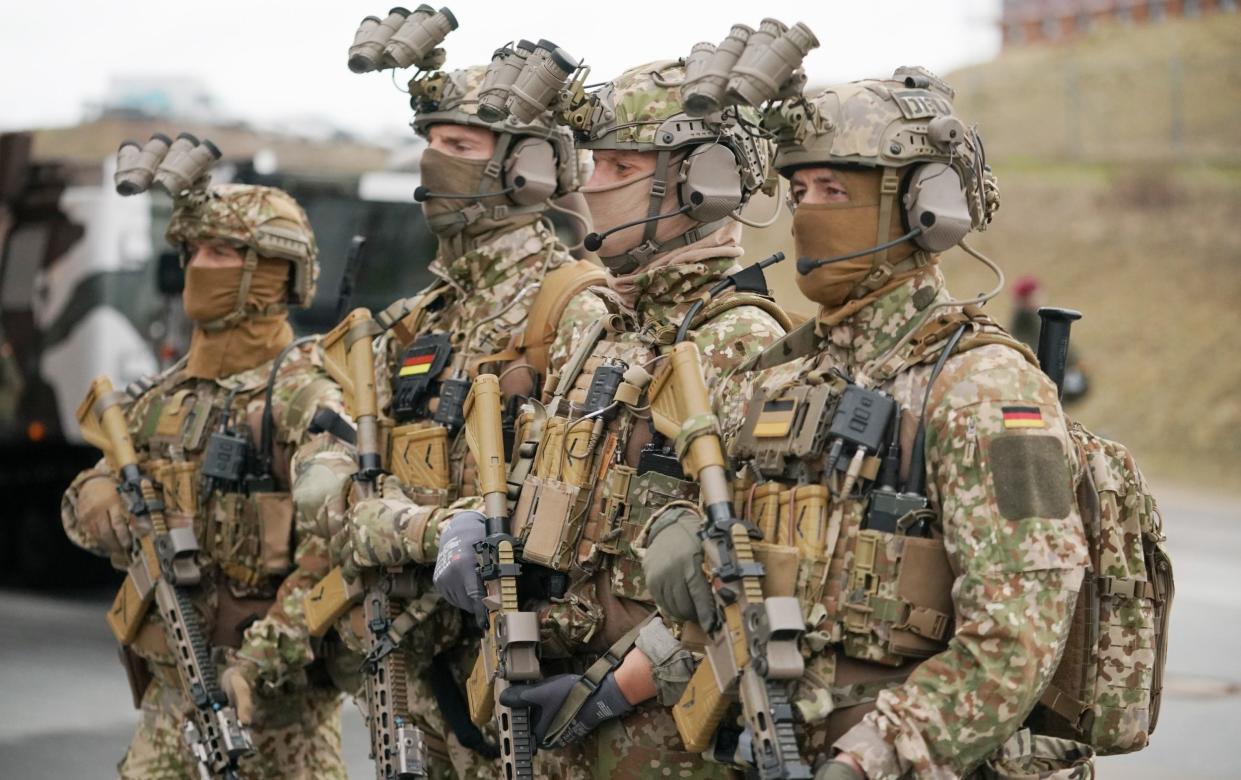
[951,13,1241,164]
[741,14,1241,493]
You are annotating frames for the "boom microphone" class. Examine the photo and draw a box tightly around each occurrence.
[795,228,923,275]
[413,183,518,202]
[583,204,693,253]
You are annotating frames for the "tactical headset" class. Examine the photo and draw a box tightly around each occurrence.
[769,68,997,275]
[401,55,581,238]
[455,23,818,271]
[576,102,773,266]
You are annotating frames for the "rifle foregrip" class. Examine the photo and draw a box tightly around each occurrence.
[673,658,734,753]
[467,651,496,727]
[464,375,507,500]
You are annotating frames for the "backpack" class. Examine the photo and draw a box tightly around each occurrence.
[930,313,1174,755]
[753,305,1175,757]
[1033,422,1173,755]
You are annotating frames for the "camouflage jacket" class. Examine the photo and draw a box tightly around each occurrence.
[503,253,785,778]
[60,341,343,697]
[280,222,602,660]
[537,253,787,654]
[718,266,1090,779]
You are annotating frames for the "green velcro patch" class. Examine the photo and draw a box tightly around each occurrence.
[989,434,1073,521]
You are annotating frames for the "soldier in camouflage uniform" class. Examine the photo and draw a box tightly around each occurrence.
[641,69,1095,779]
[61,163,348,778]
[432,59,791,779]
[259,62,605,777]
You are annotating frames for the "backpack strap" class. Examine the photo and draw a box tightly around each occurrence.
[376,282,451,347]
[468,260,608,376]
[652,291,793,347]
[867,305,1038,387]
[519,259,608,375]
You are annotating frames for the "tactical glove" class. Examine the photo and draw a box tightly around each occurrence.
[220,663,258,727]
[641,507,717,630]
[76,471,132,561]
[816,759,865,780]
[499,672,634,749]
[348,475,415,568]
[432,510,487,624]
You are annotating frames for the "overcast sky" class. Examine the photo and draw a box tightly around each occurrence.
[0,0,1002,140]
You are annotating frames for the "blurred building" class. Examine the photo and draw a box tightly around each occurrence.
[87,76,219,122]
[1001,0,1237,45]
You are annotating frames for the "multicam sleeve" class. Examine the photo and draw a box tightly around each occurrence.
[834,350,1090,779]
[546,288,610,379]
[235,351,350,691]
[349,486,484,568]
[266,342,346,453]
[691,305,785,419]
[60,460,126,566]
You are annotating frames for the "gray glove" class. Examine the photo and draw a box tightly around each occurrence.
[816,759,864,780]
[499,672,634,749]
[432,510,487,624]
[641,507,717,630]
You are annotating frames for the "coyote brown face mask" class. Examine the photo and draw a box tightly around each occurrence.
[183,259,293,379]
[580,156,695,272]
[793,167,915,309]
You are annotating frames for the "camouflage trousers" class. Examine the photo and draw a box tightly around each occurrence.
[532,703,738,780]
[118,675,346,780]
[971,730,1095,780]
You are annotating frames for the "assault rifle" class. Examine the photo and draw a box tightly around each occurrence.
[463,374,540,779]
[315,308,428,779]
[647,343,812,779]
[78,376,252,780]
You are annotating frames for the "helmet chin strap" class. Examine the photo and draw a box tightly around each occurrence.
[420,132,550,241]
[594,150,729,274]
[598,216,732,274]
[194,248,286,333]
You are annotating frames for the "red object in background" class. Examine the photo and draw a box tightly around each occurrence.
[1013,274,1041,301]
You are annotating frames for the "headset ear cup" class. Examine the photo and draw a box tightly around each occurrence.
[504,138,559,206]
[904,163,973,253]
[678,143,744,222]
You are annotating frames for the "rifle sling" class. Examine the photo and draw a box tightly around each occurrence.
[428,653,501,759]
[543,613,655,745]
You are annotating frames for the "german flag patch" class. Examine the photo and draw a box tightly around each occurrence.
[754,398,797,438]
[398,353,436,377]
[1001,406,1045,429]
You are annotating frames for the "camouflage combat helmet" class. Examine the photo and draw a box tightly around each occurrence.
[766,65,999,232]
[565,59,773,271]
[167,183,319,329]
[572,59,769,192]
[409,63,579,196]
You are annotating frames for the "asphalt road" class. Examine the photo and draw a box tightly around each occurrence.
[1,488,1237,779]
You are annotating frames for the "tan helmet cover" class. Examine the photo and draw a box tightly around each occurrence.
[167,184,318,328]
[769,65,998,231]
[567,59,773,271]
[410,64,579,197]
[769,67,1000,307]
